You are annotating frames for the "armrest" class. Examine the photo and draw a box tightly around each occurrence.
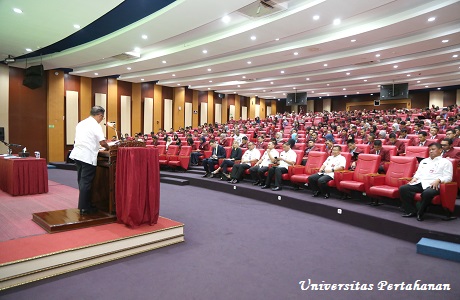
[340,171,355,181]
[440,182,457,212]
[398,177,412,185]
[367,174,386,186]
[292,165,306,175]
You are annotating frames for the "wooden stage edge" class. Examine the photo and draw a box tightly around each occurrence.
[32,208,117,233]
[0,217,185,291]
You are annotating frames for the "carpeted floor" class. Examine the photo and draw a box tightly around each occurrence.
[0,169,459,300]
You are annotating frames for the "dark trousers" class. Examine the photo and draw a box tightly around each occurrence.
[190,152,203,164]
[399,183,440,214]
[203,158,218,173]
[219,160,235,173]
[75,160,97,210]
[249,165,269,182]
[230,164,251,180]
[265,167,288,187]
[308,173,333,194]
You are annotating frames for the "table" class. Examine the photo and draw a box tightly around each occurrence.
[115,147,160,228]
[0,157,48,196]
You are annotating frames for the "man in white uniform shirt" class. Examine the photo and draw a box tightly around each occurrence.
[262,142,297,191]
[228,142,261,184]
[69,106,109,214]
[399,143,453,221]
[308,145,346,199]
[233,129,246,146]
[249,141,278,186]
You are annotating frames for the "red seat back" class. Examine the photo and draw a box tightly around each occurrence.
[384,156,417,187]
[355,144,370,154]
[382,145,397,156]
[305,151,328,174]
[178,146,192,156]
[166,145,179,155]
[352,154,381,182]
[405,146,429,159]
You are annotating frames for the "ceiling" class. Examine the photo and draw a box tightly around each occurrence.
[1,0,460,100]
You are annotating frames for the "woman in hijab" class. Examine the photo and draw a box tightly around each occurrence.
[190,136,209,166]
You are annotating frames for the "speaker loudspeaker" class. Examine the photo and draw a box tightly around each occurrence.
[0,127,4,141]
[23,65,44,89]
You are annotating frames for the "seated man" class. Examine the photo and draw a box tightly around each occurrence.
[370,140,390,173]
[399,143,453,221]
[261,142,297,191]
[441,138,460,162]
[387,133,405,155]
[347,139,361,170]
[228,142,261,184]
[308,145,346,199]
[213,141,242,178]
[202,140,226,177]
[301,139,321,165]
[250,141,278,186]
[417,131,428,146]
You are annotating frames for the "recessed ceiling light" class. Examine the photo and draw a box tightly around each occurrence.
[247,61,252,64]
[237,85,241,87]
[327,84,330,86]
[343,88,346,91]
[313,15,320,20]
[13,8,23,14]
[202,50,208,54]
[207,68,212,71]
[377,85,380,87]
[370,94,373,96]
[442,39,449,43]
[242,76,246,79]
[294,52,298,55]
[364,79,367,82]
[280,70,285,74]
[375,54,381,57]
[425,85,429,88]
[134,47,140,52]
[250,36,256,41]
[141,79,144,81]
[428,17,436,22]
[417,81,421,83]
[293,87,296,90]
[172,74,175,77]
[323,64,328,67]
[275,38,280,41]
[141,34,148,39]
[311,91,314,93]
[270,82,274,84]
[393,65,398,68]
[162,60,166,63]
[351,39,356,42]
[177,84,181,86]
[25,48,32,52]
[356,92,360,94]
[306,78,310,80]
[319,97,322,99]
[127,67,131,70]
[283,93,286,96]
[234,92,236,94]
[344,95,347,97]
[453,54,458,58]
[208,88,211,90]
[73,24,81,29]
[94,73,98,76]
[407,74,411,77]
[437,87,441,90]
[263,90,266,92]
[346,72,350,75]
[333,18,341,25]
[222,15,230,23]
[209,80,212,83]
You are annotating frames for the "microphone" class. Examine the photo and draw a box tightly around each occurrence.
[9,144,22,147]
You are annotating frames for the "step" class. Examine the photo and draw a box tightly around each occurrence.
[417,238,460,263]
[160,177,189,186]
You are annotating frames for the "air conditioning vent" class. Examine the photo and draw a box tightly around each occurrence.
[237,0,289,19]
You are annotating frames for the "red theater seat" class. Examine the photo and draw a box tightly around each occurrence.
[290,151,328,186]
[405,146,429,159]
[336,154,380,195]
[168,146,192,170]
[159,145,180,165]
[366,156,417,200]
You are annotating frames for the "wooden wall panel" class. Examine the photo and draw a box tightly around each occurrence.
[192,90,199,128]
[153,84,163,132]
[222,95,228,124]
[132,83,142,135]
[64,74,81,153]
[47,70,65,161]
[234,95,241,120]
[207,91,214,125]
[117,80,132,135]
[80,77,92,120]
[9,67,48,160]
[141,82,155,132]
[173,87,185,130]
[107,78,118,138]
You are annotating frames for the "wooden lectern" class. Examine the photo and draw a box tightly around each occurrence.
[91,140,145,214]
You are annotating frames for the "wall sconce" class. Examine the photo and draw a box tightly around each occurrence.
[178,106,182,111]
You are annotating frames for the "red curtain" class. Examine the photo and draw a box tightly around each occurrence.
[115,147,160,228]
[0,157,48,196]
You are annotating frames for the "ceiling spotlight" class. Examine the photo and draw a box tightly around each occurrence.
[375,54,381,57]
[294,52,298,55]
[437,87,441,90]
[453,54,458,58]
[242,76,246,79]
[127,67,131,70]
[428,17,436,22]
[250,36,256,41]
[351,39,356,42]
[280,70,285,74]
[94,73,98,76]
[270,82,274,84]
[141,79,144,81]
[4,55,15,64]
[162,60,167,64]
[207,68,211,71]
[222,15,230,23]
[73,24,81,29]
[393,65,398,68]
[141,34,148,39]
[417,81,421,83]
[202,50,208,54]
[425,85,429,88]
[346,72,350,75]
[247,61,252,64]
[306,78,310,80]
[209,80,212,83]
[13,8,23,14]
[275,38,280,41]
[343,88,346,90]
[177,84,181,86]
[442,39,449,43]
[313,15,320,20]
[172,74,176,77]
[25,48,32,52]
[363,79,367,82]
[323,64,328,67]
[333,18,341,25]
[407,74,411,77]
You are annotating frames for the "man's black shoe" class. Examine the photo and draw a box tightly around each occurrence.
[202,172,210,178]
[272,187,282,191]
[312,191,320,197]
[324,193,330,199]
[402,212,416,218]
[252,181,260,186]
[261,185,270,189]
[417,213,424,221]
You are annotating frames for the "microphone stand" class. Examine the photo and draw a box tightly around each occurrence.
[1,140,14,156]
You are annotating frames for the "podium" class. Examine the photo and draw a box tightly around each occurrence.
[91,140,146,214]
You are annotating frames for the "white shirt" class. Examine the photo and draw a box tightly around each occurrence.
[411,156,453,189]
[69,116,105,166]
[259,149,279,167]
[241,148,261,165]
[279,149,297,169]
[233,133,246,145]
[320,154,347,179]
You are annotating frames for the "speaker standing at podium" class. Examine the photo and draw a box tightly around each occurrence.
[69,106,109,215]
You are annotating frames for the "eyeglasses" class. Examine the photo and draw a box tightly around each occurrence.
[441,144,449,147]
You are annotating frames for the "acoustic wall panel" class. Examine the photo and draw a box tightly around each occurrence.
[215,103,222,124]
[95,93,107,136]
[164,99,173,131]
[266,105,271,117]
[65,91,79,145]
[201,102,208,125]
[255,104,260,118]
[120,96,131,138]
[185,102,192,128]
[0,65,9,153]
[323,98,331,112]
[229,105,235,120]
[242,106,247,121]
[307,99,314,113]
[144,97,153,134]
